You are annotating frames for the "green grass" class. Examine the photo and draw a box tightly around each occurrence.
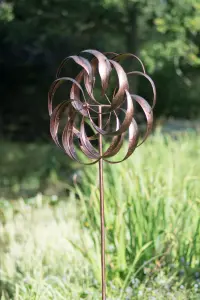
[0,141,76,198]
[0,132,200,299]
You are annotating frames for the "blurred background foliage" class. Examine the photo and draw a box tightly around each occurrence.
[0,1,200,298]
[0,0,200,141]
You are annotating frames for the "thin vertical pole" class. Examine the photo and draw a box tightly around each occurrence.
[98,105,106,300]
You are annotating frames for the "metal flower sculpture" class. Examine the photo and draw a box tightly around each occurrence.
[48,49,156,299]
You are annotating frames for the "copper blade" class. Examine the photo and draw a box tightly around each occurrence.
[82,49,112,95]
[127,71,156,109]
[113,53,146,73]
[131,94,153,146]
[109,59,129,110]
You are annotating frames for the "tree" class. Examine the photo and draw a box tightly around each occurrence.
[0,0,200,140]
[0,1,13,22]
[104,0,200,72]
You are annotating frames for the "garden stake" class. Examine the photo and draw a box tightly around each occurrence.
[48,50,156,299]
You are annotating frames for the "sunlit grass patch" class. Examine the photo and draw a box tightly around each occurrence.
[0,132,200,299]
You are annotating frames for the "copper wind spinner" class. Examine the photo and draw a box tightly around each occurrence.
[48,50,156,299]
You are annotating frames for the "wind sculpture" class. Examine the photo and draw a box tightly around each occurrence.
[48,50,156,299]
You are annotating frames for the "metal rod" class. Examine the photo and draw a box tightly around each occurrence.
[98,105,106,300]
[90,104,111,107]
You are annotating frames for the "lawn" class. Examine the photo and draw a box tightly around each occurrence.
[0,131,200,299]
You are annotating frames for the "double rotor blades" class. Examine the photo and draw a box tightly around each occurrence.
[48,50,156,164]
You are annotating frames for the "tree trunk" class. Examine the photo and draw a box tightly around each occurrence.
[124,0,139,94]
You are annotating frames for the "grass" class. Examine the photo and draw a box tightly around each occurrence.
[0,131,200,299]
[0,141,76,198]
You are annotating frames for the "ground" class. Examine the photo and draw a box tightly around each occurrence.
[0,131,200,299]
